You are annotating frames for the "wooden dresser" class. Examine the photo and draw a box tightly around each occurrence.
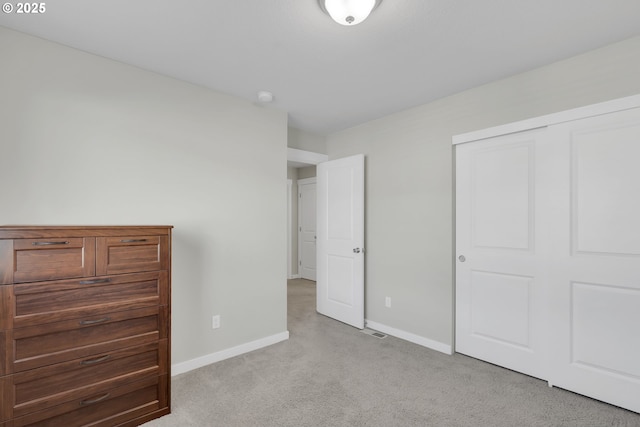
[0,226,172,427]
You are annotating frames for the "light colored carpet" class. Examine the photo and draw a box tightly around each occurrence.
[143,279,640,427]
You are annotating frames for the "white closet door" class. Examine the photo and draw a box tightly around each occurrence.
[547,107,640,413]
[455,129,549,379]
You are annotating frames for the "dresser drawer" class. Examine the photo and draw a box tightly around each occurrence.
[11,306,166,373]
[12,375,167,427]
[10,341,167,418]
[12,238,96,284]
[13,272,168,328]
[96,236,168,275]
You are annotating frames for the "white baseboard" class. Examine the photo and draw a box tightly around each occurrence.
[171,331,290,376]
[288,274,300,279]
[365,320,452,355]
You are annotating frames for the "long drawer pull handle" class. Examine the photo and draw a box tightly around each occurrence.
[79,317,110,326]
[80,393,110,406]
[120,239,148,243]
[79,278,111,285]
[80,354,111,365]
[32,241,70,246]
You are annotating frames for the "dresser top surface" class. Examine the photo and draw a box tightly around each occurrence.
[0,225,173,239]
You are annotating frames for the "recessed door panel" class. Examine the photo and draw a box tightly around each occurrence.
[471,271,532,349]
[472,144,534,251]
[327,255,354,306]
[571,282,640,378]
[327,168,354,241]
[572,127,640,256]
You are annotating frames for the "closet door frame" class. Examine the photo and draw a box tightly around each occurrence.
[453,95,640,146]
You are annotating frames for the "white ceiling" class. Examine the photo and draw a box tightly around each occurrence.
[1,0,640,135]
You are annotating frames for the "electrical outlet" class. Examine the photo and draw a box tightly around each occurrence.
[385,297,391,308]
[212,315,221,329]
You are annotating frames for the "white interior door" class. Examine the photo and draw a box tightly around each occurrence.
[316,154,365,329]
[455,129,549,379]
[546,107,640,413]
[298,178,317,281]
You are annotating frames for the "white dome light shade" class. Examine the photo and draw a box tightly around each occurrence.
[321,0,379,26]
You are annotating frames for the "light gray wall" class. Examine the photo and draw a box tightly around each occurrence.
[0,27,289,365]
[297,166,317,180]
[326,35,640,348]
[288,127,327,153]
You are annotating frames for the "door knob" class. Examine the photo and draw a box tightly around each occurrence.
[458,255,466,262]
[353,248,361,253]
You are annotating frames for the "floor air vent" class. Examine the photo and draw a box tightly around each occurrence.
[362,328,387,339]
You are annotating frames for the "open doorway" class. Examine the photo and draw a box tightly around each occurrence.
[286,148,326,280]
[287,148,326,331]
[287,149,366,332]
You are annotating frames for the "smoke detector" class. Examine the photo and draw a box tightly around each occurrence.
[257,91,274,103]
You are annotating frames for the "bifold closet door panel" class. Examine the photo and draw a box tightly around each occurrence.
[455,128,551,380]
[547,107,640,414]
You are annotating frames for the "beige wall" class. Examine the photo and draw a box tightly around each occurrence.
[326,35,640,348]
[287,127,327,153]
[297,166,317,180]
[0,27,289,365]
[5,24,638,365]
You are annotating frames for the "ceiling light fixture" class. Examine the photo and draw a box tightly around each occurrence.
[318,0,382,26]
